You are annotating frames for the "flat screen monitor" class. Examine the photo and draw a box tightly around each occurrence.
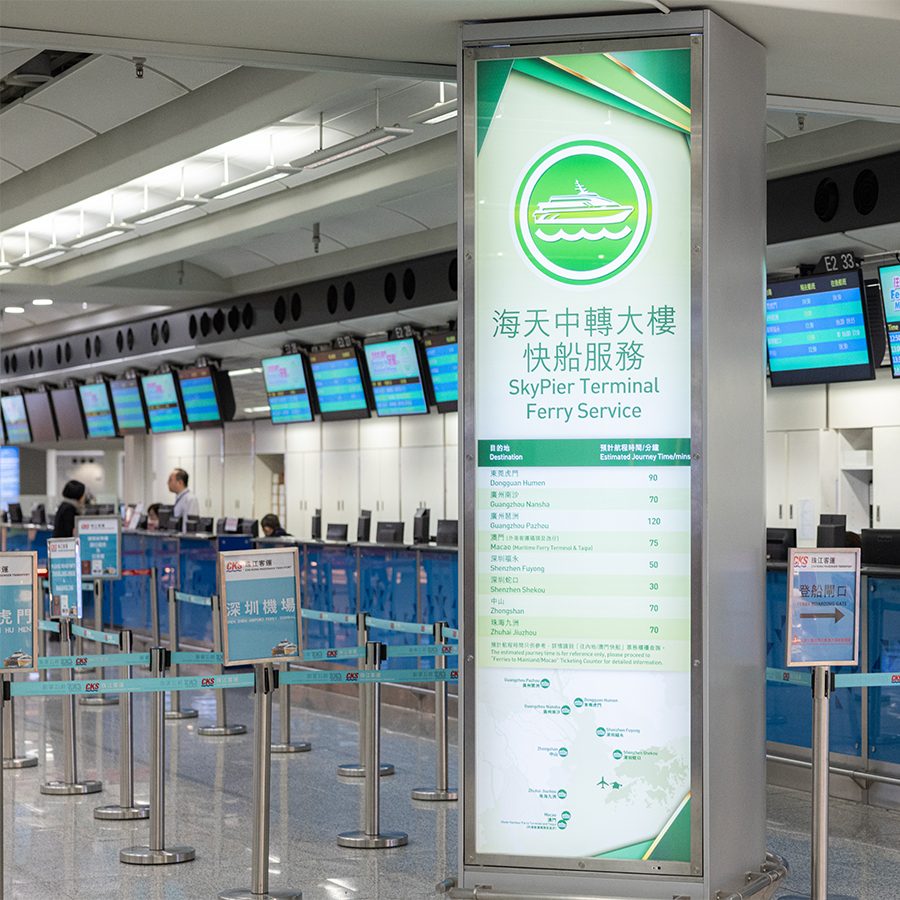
[110,378,148,433]
[413,507,430,544]
[156,504,175,531]
[816,524,846,548]
[820,514,847,526]
[50,387,87,440]
[177,366,234,427]
[311,509,322,541]
[766,527,796,562]
[24,391,57,442]
[363,337,428,416]
[79,382,118,438]
[376,521,404,544]
[357,510,372,543]
[141,373,185,433]
[238,518,259,537]
[861,529,900,566]
[878,263,900,377]
[436,519,458,546]
[30,503,46,526]
[326,523,348,542]
[309,347,370,420]
[0,395,31,444]
[262,353,315,424]
[7,502,22,524]
[766,270,875,386]
[422,331,458,413]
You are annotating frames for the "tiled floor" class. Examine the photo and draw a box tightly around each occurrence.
[3,682,900,899]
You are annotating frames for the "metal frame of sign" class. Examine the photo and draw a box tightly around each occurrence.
[75,515,122,581]
[0,551,39,676]
[47,536,82,619]
[218,546,302,667]
[785,547,861,668]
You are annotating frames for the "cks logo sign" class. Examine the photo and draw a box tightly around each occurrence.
[514,138,653,285]
[225,561,244,572]
[326,649,338,658]
[201,678,216,687]
[345,672,359,682]
[84,683,101,692]
[75,657,88,666]
[893,675,900,684]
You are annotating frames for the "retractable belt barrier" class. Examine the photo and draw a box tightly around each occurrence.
[766,667,813,686]
[444,627,460,641]
[364,615,433,635]
[39,653,150,670]
[121,568,153,577]
[71,624,120,646]
[387,643,457,658]
[767,668,900,689]
[301,608,357,625]
[38,619,61,633]
[173,591,213,607]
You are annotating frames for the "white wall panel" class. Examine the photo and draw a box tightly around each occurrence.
[445,444,459,519]
[285,420,321,453]
[224,420,254,455]
[359,448,399,521]
[322,419,360,451]
[444,411,459,446]
[765,383,827,431]
[322,449,359,527]
[828,369,900,429]
[222,455,253,517]
[359,416,400,449]
[400,413,444,447]
[400,446,444,528]
[254,419,286,454]
[284,451,321,538]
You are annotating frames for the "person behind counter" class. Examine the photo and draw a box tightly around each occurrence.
[52,480,87,538]
[168,468,200,523]
[145,503,161,531]
[261,514,290,538]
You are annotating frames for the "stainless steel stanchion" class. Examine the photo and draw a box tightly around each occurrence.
[2,674,38,769]
[80,580,118,707]
[120,647,195,865]
[198,594,247,737]
[412,622,457,802]
[271,663,310,754]
[337,642,407,849]
[41,619,102,795]
[150,566,161,649]
[1,682,7,900]
[219,666,302,900]
[39,623,49,682]
[94,629,149,820]
[337,613,393,777]
[164,587,198,720]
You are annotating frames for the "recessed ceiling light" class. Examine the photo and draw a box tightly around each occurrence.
[4,306,26,314]
[16,247,67,267]
[32,297,54,306]
[291,126,413,169]
[65,224,133,250]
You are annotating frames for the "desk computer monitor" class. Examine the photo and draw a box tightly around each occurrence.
[30,503,46,526]
[413,508,430,545]
[197,516,213,533]
[357,510,372,543]
[156,504,175,531]
[326,523,348,542]
[817,514,846,548]
[766,527,797,561]
[861,529,900,566]
[376,521,404,544]
[311,509,322,541]
[238,518,259,538]
[436,519,458,546]
[7,503,23,524]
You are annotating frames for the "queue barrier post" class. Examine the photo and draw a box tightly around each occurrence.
[198,594,247,737]
[271,660,311,754]
[411,622,457,802]
[337,613,393,778]
[120,647,195,866]
[94,629,149,820]
[79,580,119,707]
[337,642,407,849]
[218,665,303,900]
[40,618,102,795]
[2,672,38,769]
[164,587,198,720]
[1,681,7,900]
[150,566,161,649]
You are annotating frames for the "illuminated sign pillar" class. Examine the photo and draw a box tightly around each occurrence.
[459,10,767,899]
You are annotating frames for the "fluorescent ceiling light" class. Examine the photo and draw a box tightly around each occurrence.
[0,264,13,276]
[32,298,54,306]
[291,126,413,169]
[408,99,457,125]
[65,224,134,250]
[4,306,25,314]
[16,247,67,267]
[200,166,298,201]
[243,405,271,414]
[122,197,207,226]
[229,367,263,377]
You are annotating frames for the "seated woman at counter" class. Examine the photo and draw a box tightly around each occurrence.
[52,480,87,538]
[145,503,161,531]
[261,514,290,538]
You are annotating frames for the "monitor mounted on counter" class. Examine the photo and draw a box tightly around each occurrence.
[766,270,875,387]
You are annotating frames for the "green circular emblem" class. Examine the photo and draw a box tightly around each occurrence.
[557,820,568,830]
[557,788,567,799]
[514,138,653,285]
[558,747,568,758]
[560,810,571,821]
[540,678,550,689]
[573,697,584,708]
[595,726,606,738]
[561,705,571,716]
[612,749,623,760]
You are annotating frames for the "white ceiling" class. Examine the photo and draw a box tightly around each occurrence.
[0,0,899,362]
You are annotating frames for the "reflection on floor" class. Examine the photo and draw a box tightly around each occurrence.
[3,682,899,899]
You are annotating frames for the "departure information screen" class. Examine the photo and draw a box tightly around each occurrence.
[79,383,117,438]
[363,338,428,416]
[178,367,221,424]
[879,263,900,378]
[110,380,147,432]
[423,333,459,412]
[766,271,874,386]
[0,395,31,444]
[141,373,185,433]
[262,354,313,423]
[309,348,369,419]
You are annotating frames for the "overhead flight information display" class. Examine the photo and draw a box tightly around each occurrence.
[363,338,428,416]
[309,348,369,420]
[262,354,314,423]
[178,367,221,424]
[879,263,900,378]
[141,373,185,433]
[110,379,147,432]
[0,395,31,444]
[79,383,117,438]
[423,332,459,412]
[766,271,874,386]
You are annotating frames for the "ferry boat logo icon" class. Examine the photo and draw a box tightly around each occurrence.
[532,180,633,243]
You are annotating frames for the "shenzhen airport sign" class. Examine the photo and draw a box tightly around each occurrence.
[464,38,698,877]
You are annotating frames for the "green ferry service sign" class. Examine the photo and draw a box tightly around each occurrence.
[514,138,653,285]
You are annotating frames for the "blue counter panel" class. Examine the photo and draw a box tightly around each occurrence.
[868,576,900,764]
[765,569,863,757]
[108,533,179,635]
[5,527,50,565]
[304,543,357,650]
[359,546,419,670]
[420,550,458,631]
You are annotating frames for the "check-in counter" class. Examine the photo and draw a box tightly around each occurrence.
[766,561,900,798]
[1,523,52,563]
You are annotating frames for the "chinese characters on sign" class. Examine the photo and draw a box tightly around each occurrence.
[0,552,38,674]
[75,516,121,580]
[47,537,82,618]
